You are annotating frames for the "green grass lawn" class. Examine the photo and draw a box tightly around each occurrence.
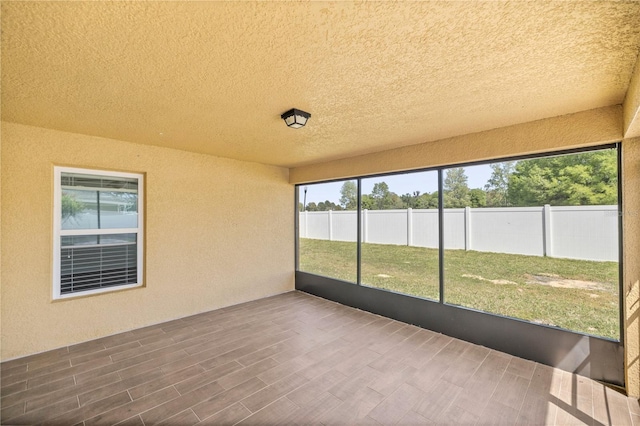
[299,238,620,340]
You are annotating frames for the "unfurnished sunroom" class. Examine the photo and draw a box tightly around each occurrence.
[2,1,640,425]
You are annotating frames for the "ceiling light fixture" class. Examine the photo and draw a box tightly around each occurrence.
[281,108,311,129]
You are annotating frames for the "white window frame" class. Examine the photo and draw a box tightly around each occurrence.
[53,166,144,299]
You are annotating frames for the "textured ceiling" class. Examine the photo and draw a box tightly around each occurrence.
[2,1,640,168]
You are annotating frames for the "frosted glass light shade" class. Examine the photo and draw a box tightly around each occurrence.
[281,108,311,128]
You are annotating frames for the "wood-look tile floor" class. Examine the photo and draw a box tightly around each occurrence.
[2,291,639,426]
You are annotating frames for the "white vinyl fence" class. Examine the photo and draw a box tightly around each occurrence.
[299,205,619,262]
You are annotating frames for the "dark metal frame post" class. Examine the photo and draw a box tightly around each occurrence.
[357,178,362,285]
[618,143,624,345]
[294,186,300,271]
[438,169,444,304]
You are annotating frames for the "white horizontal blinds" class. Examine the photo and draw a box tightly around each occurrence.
[60,238,138,294]
[61,173,138,191]
[58,171,141,296]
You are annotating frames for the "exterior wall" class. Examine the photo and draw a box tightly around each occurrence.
[623,55,640,138]
[290,106,621,183]
[623,137,640,397]
[291,106,640,397]
[0,122,294,360]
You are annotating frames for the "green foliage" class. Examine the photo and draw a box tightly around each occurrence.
[508,150,617,206]
[443,168,471,208]
[370,182,390,209]
[369,182,404,210]
[306,200,342,211]
[339,181,357,210]
[61,192,85,219]
[355,182,440,210]
[361,194,375,210]
[469,188,486,207]
[401,191,439,209]
[485,161,515,206]
[309,149,616,213]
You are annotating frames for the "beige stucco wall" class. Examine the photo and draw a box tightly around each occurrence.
[290,105,640,397]
[624,137,640,398]
[623,54,640,139]
[0,122,294,360]
[290,106,622,183]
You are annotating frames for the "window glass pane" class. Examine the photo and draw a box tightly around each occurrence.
[361,171,439,300]
[61,189,99,229]
[61,173,138,230]
[443,149,619,340]
[298,181,357,283]
[99,191,138,229]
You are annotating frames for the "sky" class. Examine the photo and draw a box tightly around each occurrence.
[300,164,493,205]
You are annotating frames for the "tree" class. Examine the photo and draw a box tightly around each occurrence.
[339,181,357,210]
[420,191,439,209]
[469,188,487,208]
[484,161,515,206]
[370,182,390,210]
[401,191,421,209]
[319,200,341,211]
[368,182,404,210]
[401,191,439,209]
[507,150,617,206]
[443,168,471,207]
[305,200,341,211]
[361,194,375,210]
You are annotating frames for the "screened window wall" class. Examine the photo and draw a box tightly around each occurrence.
[360,172,440,301]
[297,145,620,341]
[443,150,620,340]
[298,181,357,283]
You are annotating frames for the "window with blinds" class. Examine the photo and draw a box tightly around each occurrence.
[54,167,144,299]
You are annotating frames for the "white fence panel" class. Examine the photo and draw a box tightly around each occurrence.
[366,210,407,245]
[299,211,306,238]
[332,211,357,242]
[299,205,618,262]
[443,209,466,249]
[305,212,330,240]
[550,206,618,261]
[470,207,544,256]
[412,209,439,248]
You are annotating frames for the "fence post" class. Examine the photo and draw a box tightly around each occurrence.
[464,207,471,251]
[543,204,552,256]
[407,208,413,246]
[362,209,368,243]
[328,210,333,241]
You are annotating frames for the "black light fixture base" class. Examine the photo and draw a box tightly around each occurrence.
[281,108,311,128]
